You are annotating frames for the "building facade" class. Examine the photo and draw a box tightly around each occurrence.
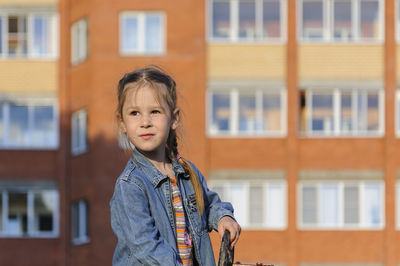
[2,0,400,265]
[0,0,63,265]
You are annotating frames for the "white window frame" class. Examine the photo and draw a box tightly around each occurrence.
[70,18,87,65]
[119,11,166,56]
[71,109,88,155]
[298,0,384,43]
[207,88,287,137]
[72,200,90,245]
[298,180,385,230]
[0,8,58,59]
[0,96,59,149]
[209,179,287,230]
[207,0,287,43]
[0,187,59,238]
[301,88,384,137]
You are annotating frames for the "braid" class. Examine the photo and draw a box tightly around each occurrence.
[168,131,204,216]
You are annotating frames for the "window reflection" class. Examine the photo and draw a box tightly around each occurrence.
[263,93,281,131]
[302,0,324,40]
[8,192,28,236]
[239,0,256,40]
[122,18,138,52]
[9,104,29,146]
[311,93,334,132]
[212,0,230,39]
[34,191,56,233]
[239,92,256,132]
[334,0,352,41]
[263,0,281,38]
[341,92,352,132]
[8,16,27,56]
[145,15,162,53]
[360,0,379,39]
[211,93,230,133]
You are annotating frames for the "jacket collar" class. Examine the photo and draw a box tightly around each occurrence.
[131,148,188,188]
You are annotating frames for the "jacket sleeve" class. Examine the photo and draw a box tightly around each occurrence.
[190,163,235,232]
[111,178,182,266]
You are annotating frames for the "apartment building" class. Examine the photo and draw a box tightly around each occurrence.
[2,0,400,265]
[0,0,62,265]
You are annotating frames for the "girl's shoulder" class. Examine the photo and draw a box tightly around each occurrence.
[116,159,148,191]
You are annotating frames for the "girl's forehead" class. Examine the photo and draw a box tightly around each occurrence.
[124,84,167,107]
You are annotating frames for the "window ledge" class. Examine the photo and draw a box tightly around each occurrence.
[72,237,90,246]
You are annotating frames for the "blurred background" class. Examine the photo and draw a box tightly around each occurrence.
[0,0,399,265]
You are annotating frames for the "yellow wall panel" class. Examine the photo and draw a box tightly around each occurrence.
[299,45,383,79]
[0,60,58,93]
[0,0,56,5]
[207,44,286,79]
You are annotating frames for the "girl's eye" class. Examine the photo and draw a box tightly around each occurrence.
[151,110,161,114]
[130,111,139,116]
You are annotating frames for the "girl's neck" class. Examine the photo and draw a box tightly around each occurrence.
[139,149,172,176]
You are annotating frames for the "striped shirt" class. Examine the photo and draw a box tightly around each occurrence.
[170,176,193,266]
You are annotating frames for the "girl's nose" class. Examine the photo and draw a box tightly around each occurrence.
[140,114,152,127]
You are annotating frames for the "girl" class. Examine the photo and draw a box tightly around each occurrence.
[110,66,241,266]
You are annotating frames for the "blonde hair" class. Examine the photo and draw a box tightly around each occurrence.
[116,66,204,215]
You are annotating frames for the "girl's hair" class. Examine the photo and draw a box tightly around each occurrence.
[116,66,204,215]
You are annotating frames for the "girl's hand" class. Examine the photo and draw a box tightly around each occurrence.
[217,216,241,249]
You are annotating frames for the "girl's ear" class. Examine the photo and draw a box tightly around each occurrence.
[120,119,127,133]
[171,108,180,130]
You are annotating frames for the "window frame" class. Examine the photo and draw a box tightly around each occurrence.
[0,8,58,59]
[70,18,88,65]
[300,88,384,137]
[298,0,384,43]
[0,95,59,149]
[207,87,287,137]
[71,108,88,155]
[71,199,90,245]
[119,11,166,56]
[298,180,385,230]
[209,179,287,230]
[0,186,59,238]
[207,0,287,43]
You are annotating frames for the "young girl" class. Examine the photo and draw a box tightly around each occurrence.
[110,66,241,266]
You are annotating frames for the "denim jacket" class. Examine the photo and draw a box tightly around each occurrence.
[110,149,234,266]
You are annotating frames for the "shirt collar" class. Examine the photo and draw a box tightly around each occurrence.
[131,148,188,188]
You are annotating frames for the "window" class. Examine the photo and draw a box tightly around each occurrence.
[71,109,87,155]
[300,88,384,136]
[299,0,383,42]
[0,184,58,237]
[208,87,286,136]
[208,0,286,42]
[0,96,58,149]
[120,12,165,55]
[71,19,87,65]
[0,10,58,58]
[72,200,89,245]
[299,181,384,229]
[210,179,287,229]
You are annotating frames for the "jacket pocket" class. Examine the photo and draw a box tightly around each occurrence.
[186,194,207,236]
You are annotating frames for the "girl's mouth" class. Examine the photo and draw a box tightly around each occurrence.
[140,134,154,140]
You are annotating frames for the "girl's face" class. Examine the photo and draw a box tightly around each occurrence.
[120,85,178,160]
